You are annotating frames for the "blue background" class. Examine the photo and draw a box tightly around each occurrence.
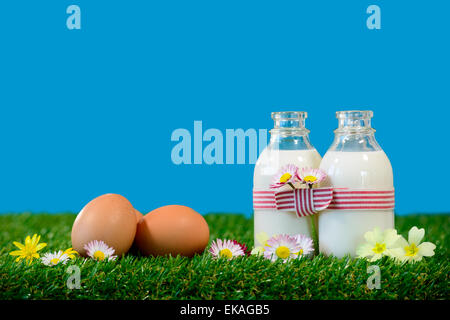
[0,1,448,216]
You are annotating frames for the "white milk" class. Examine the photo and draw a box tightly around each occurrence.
[254,149,322,245]
[318,150,394,258]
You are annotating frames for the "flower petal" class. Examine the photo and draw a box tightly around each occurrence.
[386,247,404,259]
[356,243,373,258]
[408,226,425,245]
[33,235,41,247]
[418,242,436,257]
[384,229,400,247]
[9,250,24,256]
[35,243,47,251]
[369,253,382,262]
[13,241,25,250]
[30,234,38,247]
[394,236,408,249]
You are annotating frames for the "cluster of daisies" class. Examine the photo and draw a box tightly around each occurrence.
[9,235,117,266]
[209,225,436,264]
[271,165,326,189]
[209,232,314,262]
[356,226,436,263]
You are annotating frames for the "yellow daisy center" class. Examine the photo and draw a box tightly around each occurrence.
[50,258,60,265]
[93,250,105,261]
[279,173,292,183]
[219,248,233,259]
[303,175,317,183]
[372,243,386,254]
[404,243,419,257]
[275,246,291,259]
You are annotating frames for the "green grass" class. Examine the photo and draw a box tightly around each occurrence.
[0,213,448,300]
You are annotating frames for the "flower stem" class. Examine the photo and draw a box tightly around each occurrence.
[288,182,296,190]
[308,184,319,255]
[310,215,319,256]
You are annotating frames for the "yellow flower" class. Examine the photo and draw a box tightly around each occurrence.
[62,248,79,259]
[356,228,400,262]
[9,234,47,264]
[392,226,436,263]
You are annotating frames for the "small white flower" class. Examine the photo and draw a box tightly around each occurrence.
[356,227,401,262]
[41,251,69,266]
[209,239,245,259]
[84,240,117,261]
[270,164,300,189]
[293,234,314,257]
[264,234,303,262]
[298,167,327,186]
[392,226,436,263]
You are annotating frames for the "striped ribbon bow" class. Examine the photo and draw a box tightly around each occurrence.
[253,188,395,218]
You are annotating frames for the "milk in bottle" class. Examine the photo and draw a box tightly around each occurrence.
[318,110,394,258]
[253,112,321,245]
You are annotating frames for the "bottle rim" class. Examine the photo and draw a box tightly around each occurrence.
[336,110,373,119]
[271,111,307,120]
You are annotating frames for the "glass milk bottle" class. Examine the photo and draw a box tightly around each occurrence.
[253,111,322,245]
[318,110,394,258]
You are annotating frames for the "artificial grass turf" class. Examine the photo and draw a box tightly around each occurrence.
[0,213,448,300]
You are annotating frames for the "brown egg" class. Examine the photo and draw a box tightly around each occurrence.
[135,205,209,257]
[71,194,137,257]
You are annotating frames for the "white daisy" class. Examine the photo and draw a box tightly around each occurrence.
[293,234,314,257]
[41,250,69,266]
[270,164,300,189]
[209,239,245,259]
[84,240,117,261]
[298,167,327,186]
[263,234,302,262]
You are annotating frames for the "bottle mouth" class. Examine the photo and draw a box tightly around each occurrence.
[335,110,375,133]
[336,110,373,119]
[271,111,308,131]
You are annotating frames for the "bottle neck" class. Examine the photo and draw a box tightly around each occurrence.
[329,110,381,152]
[269,130,315,150]
[269,111,315,150]
[328,131,381,152]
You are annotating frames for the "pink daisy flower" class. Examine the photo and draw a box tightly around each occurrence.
[263,234,302,262]
[270,164,300,189]
[293,234,314,257]
[209,239,245,259]
[263,234,314,262]
[84,240,117,261]
[298,167,327,186]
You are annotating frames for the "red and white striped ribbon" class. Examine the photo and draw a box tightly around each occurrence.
[253,188,395,218]
[253,190,277,210]
[328,189,395,210]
